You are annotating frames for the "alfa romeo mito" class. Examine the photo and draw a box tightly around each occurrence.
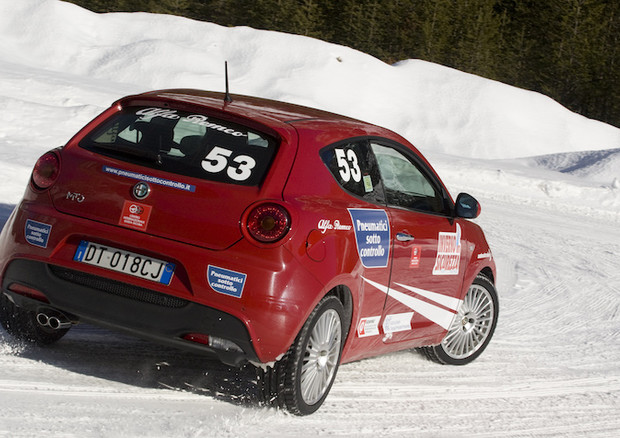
[0,89,498,415]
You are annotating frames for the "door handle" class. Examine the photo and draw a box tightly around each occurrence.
[396,232,415,242]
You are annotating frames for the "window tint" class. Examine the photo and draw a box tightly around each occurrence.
[371,143,447,214]
[80,107,276,186]
[321,140,384,202]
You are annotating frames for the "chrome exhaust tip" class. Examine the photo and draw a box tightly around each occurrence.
[36,312,49,326]
[36,311,73,330]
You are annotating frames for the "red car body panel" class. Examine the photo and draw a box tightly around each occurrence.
[0,89,496,367]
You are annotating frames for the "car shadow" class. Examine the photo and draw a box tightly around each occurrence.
[0,204,15,232]
[1,323,267,409]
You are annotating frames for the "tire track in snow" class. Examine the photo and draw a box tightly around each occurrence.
[331,376,620,401]
[0,379,200,401]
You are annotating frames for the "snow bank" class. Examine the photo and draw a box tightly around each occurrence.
[1,0,618,162]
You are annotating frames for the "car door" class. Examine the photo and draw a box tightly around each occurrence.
[369,142,468,346]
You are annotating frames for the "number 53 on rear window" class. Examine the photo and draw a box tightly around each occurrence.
[201,146,256,181]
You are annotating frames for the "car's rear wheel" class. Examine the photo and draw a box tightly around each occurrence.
[0,293,70,345]
[420,274,498,365]
[259,295,344,415]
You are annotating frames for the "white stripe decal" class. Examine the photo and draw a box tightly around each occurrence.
[393,282,461,311]
[362,277,391,294]
[362,277,461,330]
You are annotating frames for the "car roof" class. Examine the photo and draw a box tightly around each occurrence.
[118,88,391,136]
[110,88,443,200]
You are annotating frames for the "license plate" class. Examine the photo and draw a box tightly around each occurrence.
[74,241,175,285]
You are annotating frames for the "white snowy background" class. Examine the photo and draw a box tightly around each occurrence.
[1,0,619,436]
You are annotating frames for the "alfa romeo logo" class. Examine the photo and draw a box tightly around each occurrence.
[132,182,150,200]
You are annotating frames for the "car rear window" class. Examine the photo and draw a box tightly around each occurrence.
[79,106,277,186]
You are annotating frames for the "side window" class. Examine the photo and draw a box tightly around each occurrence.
[371,143,448,215]
[320,140,384,203]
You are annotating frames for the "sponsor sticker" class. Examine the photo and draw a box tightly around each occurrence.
[432,224,462,275]
[348,208,390,268]
[25,219,52,248]
[382,312,414,334]
[409,245,421,268]
[357,316,381,338]
[317,219,352,234]
[119,200,152,231]
[136,108,247,138]
[103,166,196,193]
[207,265,247,298]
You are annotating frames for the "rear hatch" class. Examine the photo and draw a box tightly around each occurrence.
[50,105,279,250]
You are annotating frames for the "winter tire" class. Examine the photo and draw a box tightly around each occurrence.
[260,295,345,415]
[420,274,498,365]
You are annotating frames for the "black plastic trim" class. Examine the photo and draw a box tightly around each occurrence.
[2,259,258,366]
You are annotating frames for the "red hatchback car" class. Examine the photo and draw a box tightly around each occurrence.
[0,89,498,415]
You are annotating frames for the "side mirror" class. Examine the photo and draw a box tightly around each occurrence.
[455,193,481,219]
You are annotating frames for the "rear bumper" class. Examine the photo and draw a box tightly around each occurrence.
[2,258,258,366]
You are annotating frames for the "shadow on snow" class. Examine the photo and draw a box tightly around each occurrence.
[0,323,267,409]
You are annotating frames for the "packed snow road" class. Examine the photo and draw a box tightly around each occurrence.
[1,195,619,437]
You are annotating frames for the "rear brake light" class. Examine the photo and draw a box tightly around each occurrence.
[183,333,209,345]
[31,151,60,190]
[246,203,290,243]
[7,283,50,303]
[182,333,242,352]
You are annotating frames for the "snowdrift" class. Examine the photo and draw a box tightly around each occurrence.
[1,0,619,160]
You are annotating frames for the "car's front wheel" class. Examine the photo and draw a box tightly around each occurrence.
[420,274,498,365]
[259,295,345,415]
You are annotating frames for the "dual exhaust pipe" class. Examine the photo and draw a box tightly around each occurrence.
[36,310,73,330]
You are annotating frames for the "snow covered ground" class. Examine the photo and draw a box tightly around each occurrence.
[1,1,619,436]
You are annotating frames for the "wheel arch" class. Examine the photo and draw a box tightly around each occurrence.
[479,266,494,283]
[460,261,495,302]
[326,284,353,341]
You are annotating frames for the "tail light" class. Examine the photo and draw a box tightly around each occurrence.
[31,151,60,190]
[246,203,290,243]
[7,283,50,303]
[182,333,242,352]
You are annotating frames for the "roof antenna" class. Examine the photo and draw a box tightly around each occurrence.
[224,61,233,103]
